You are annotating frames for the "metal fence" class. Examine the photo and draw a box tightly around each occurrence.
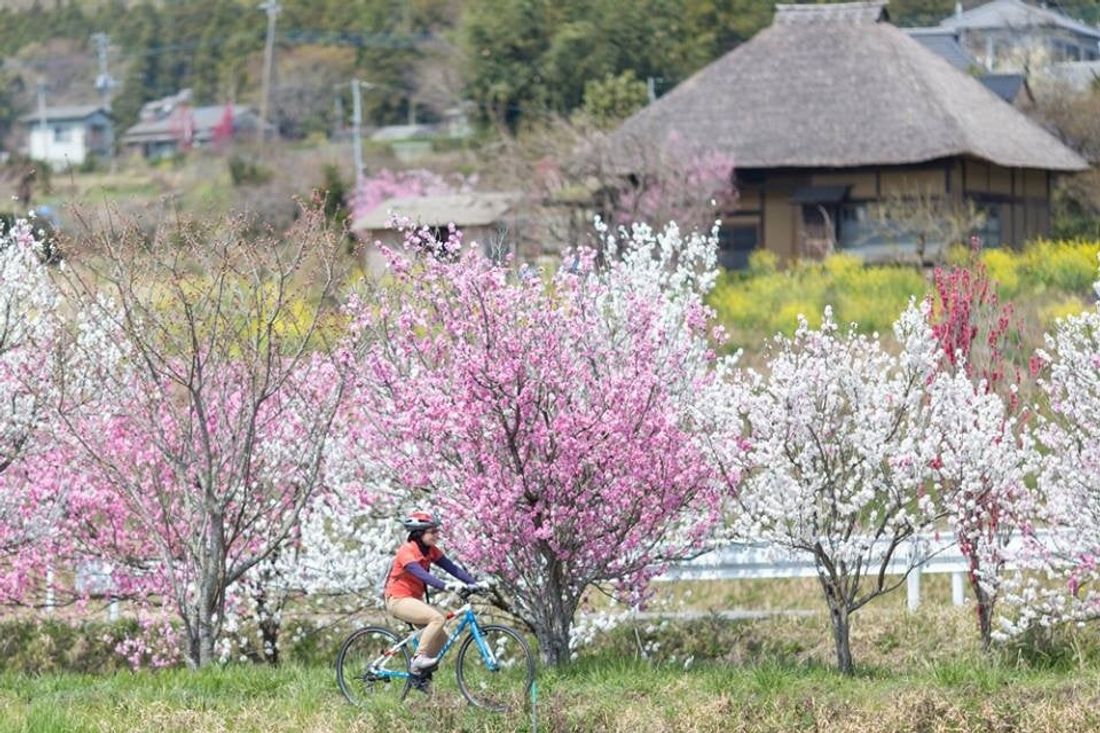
[656,531,1057,611]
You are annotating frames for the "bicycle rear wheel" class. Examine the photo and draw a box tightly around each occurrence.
[455,624,536,711]
[336,626,410,706]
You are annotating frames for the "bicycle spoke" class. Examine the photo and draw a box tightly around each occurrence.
[456,625,536,712]
[337,626,409,706]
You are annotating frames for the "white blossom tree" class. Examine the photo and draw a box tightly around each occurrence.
[928,365,1040,649]
[996,284,1100,636]
[709,303,944,674]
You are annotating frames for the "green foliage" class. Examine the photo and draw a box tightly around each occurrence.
[317,163,350,228]
[579,70,648,128]
[947,240,1100,299]
[0,0,1032,136]
[458,0,975,128]
[1052,170,1100,241]
[227,154,273,186]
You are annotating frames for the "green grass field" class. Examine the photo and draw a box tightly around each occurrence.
[4,648,1100,733]
[6,596,1100,733]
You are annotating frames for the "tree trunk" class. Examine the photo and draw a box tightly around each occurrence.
[532,614,572,667]
[190,509,226,668]
[971,576,995,652]
[260,616,280,666]
[182,591,221,668]
[824,592,854,675]
[531,553,576,666]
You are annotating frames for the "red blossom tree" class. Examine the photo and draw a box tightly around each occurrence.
[927,241,1035,649]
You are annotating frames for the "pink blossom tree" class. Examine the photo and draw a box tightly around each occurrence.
[41,208,348,667]
[345,219,727,665]
[710,303,945,674]
[0,216,62,603]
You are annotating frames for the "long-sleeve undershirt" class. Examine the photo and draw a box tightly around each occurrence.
[405,554,477,589]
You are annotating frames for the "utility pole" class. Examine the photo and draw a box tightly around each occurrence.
[351,80,363,184]
[646,76,662,104]
[334,79,372,187]
[91,32,117,171]
[91,32,115,110]
[259,0,280,139]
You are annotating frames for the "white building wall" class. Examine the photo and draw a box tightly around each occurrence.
[26,121,88,169]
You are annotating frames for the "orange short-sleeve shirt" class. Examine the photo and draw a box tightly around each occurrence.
[384,541,444,600]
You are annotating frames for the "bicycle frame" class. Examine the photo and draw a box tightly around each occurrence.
[367,601,501,682]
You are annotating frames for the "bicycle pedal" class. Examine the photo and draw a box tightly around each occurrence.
[409,675,432,694]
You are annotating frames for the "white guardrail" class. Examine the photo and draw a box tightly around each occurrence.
[658,530,1062,611]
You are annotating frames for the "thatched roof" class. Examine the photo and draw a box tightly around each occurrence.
[610,1,1087,172]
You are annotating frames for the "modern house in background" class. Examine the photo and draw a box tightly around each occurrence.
[940,0,1100,70]
[905,27,1033,106]
[19,105,113,170]
[120,89,265,159]
[609,1,1088,268]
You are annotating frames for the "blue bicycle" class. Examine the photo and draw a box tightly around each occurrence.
[336,586,536,711]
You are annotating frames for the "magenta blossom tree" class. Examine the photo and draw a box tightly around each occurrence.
[345,219,729,665]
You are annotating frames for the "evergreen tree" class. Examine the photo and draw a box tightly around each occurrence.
[112,2,164,129]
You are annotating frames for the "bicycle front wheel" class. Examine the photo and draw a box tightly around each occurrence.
[455,624,536,711]
[336,626,410,706]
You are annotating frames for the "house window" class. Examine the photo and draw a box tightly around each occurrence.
[837,203,920,249]
[53,126,70,143]
[717,222,758,270]
[972,203,1002,248]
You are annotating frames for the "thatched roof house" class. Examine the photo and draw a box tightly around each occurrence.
[610,1,1088,266]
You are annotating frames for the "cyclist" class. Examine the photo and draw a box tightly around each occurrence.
[383,510,479,677]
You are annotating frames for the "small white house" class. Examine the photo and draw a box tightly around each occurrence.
[20,105,114,170]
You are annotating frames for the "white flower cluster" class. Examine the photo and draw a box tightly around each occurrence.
[721,302,942,577]
[996,286,1100,636]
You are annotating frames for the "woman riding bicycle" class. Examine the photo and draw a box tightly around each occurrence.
[383,510,479,675]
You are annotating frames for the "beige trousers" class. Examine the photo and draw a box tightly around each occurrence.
[386,595,448,658]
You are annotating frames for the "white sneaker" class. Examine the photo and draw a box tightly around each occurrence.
[409,653,438,674]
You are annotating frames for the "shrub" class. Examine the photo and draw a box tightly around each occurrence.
[0,619,142,674]
[227,155,273,186]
